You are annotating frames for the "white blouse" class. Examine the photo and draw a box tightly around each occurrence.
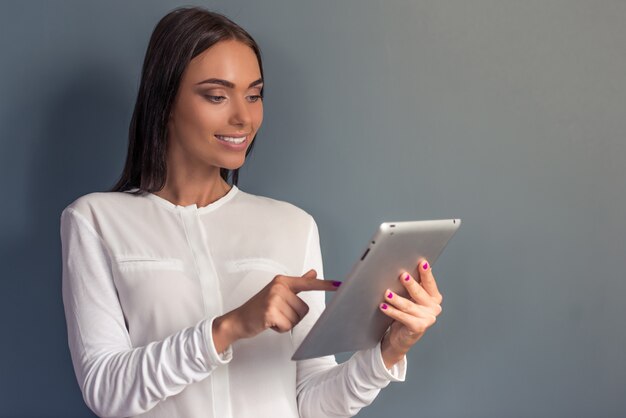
[60,185,406,418]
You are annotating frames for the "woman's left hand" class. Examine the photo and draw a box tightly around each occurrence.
[378,259,443,369]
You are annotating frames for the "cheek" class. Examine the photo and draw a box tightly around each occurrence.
[198,109,224,135]
[253,105,264,129]
[173,103,200,135]
[184,113,223,144]
[178,98,222,134]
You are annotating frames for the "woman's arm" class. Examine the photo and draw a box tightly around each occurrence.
[294,216,407,418]
[60,208,231,417]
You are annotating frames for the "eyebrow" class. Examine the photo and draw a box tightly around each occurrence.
[195,78,264,88]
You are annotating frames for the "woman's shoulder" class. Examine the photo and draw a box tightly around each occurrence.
[60,189,140,222]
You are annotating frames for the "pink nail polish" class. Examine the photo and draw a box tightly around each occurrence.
[381,303,388,310]
[423,262,429,270]
[387,292,393,298]
[404,273,410,281]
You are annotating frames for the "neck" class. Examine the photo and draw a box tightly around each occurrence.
[154,167,232,208]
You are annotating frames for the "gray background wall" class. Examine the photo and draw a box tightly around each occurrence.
[1,1,624,417]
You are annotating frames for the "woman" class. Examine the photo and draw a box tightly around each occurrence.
[60,7,443,418]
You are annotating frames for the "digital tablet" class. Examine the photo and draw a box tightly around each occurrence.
[292,218,461,360]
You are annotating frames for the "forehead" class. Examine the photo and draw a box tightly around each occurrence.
[184,39,261,85]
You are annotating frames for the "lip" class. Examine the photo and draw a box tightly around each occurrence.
[215,133,250,138]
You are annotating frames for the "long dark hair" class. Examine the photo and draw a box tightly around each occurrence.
[110,7,263,193]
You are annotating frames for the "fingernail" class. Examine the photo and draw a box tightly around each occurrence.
[380,303,388,310]
[387,291,393,299]
[332,281,342,287]
[403,273,411,281]
[423,262,429,270]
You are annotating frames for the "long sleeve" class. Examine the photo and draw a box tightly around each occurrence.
[294,216,408,418]
[60,207,232,418]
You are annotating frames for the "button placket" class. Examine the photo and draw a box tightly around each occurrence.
[179,206,233,418]
[179,206,223,316]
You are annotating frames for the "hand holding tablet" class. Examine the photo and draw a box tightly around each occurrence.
[378,258,444,368]
[292,218,461,360]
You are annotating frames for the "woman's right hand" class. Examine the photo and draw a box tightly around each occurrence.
[212,269,341,352]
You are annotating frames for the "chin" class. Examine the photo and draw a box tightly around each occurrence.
[219,158,246,171]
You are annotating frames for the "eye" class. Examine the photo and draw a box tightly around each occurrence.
[204,95,226,103]
[247,95,263,103]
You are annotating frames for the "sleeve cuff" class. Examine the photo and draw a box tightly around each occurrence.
[201,316,233,367]
[372,340,407,382]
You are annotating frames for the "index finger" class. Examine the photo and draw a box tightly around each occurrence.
[417,259,442,301]
[286,276,342,293]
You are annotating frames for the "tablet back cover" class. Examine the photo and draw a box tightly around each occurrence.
[292,218,461,360]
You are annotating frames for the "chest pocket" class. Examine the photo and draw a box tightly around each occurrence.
[115,256,185,272]
[225,257,290,276]
[112,255,192,296]
[221,257,293,311]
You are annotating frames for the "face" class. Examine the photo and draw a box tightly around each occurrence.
[167,39,263,174]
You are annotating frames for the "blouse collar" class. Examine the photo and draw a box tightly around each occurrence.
[126,185,239,214]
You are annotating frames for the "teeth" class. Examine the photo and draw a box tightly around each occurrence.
[216,135,246,144]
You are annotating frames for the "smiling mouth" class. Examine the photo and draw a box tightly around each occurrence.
[215,134,248,144]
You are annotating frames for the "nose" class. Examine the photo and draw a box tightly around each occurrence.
[228,95,252,129]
